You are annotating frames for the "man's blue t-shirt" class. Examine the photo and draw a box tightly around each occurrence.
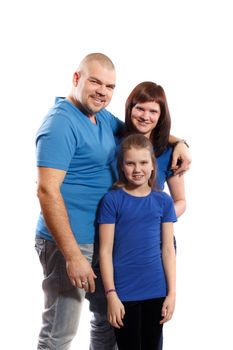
[98,188,177,301]
[36,97,123,244]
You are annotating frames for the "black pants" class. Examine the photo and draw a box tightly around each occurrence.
[114,297,165,350]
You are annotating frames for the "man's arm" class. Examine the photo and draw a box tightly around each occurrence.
[169,135,192,176]
[37,166,96,292]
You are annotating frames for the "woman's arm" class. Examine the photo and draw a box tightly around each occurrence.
[99,223,125,328]
[167,174,186,217]
[160,222,176,324]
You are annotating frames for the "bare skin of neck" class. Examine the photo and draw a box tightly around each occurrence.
[67,96,97,124]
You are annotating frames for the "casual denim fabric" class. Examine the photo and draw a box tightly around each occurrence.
[87,264,118,350]
[35,238,93,350]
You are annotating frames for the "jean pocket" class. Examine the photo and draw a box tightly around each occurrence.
[35,238,46,266]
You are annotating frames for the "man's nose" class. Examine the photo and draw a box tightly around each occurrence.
[96,84,106,95]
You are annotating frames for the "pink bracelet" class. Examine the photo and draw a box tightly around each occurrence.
[105,288,116,296]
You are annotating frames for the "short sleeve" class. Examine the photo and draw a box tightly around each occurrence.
[156,147,173,190]
[161,192,177,223]
[97,192,117,224]
[36,112,77,171]
[107,111,124,136]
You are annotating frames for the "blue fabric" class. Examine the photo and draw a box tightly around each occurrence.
[156,147,173,190]
[98,189,177,301]
[36,97,123,244]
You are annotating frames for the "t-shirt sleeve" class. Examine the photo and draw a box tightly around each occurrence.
[165,147,173,178]
[108,111,124,136]
[97,192,117,224]
[36,112,77,171]
[161,192,177,223]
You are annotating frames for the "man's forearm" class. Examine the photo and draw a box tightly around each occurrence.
[169,134,181,144]
[38,189,82,260]
[169,135,189,148]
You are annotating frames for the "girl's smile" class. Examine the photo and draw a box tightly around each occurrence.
[122,147,154,191]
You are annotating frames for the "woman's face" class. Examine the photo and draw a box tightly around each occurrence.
[131,101,161,138]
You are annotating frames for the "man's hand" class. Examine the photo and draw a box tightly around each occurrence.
[66,254,97,293]
[171,141,192,176]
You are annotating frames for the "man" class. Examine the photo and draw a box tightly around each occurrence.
[35,53,191,349]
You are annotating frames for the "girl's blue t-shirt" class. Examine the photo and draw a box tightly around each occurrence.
[98,189,177,301]
[36,97,123,243]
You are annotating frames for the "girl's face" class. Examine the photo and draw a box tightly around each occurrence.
[131,101,161,138]
[122,147,154,189]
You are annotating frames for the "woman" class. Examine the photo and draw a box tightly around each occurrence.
[124,81,186,217]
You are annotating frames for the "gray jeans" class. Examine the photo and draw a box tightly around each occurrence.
[86,258,118,350]
[35,238,117,350]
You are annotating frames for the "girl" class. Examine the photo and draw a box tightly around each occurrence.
[98,134,177,350]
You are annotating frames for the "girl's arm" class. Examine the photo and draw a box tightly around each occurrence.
[167,174,186,217]
[160,222,176,324]
[99,223,125,328]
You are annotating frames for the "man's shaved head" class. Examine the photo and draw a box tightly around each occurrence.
[78,53,115,72]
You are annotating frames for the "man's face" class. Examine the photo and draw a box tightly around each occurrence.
[74,61,116,116]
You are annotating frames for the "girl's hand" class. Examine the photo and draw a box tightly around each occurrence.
[107,294,125,328]
[160,294,176,324]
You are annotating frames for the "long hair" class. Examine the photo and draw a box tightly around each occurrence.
[124,81,171,157]
[114,134,157,189]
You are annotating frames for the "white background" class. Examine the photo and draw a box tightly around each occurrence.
[1,0,232,349]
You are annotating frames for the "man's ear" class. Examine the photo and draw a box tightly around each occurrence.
[73,72,80,86]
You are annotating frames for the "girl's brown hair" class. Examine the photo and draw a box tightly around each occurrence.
[113,134,157,189]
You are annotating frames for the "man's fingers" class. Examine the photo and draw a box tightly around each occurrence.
[87,276,96,293]
[173,161,190,175]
